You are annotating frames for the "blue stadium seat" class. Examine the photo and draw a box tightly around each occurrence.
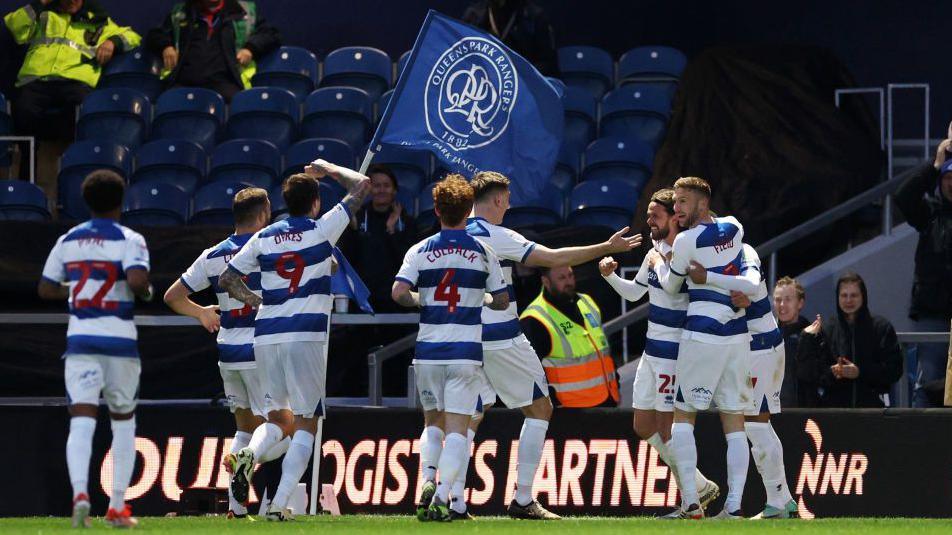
[617,46,686,92]
[396,50,412,82]
[99,47,163,102]
[76,88,151,149]
[58,141,131,220]
[562,86,597,152]
[416,182,437,233]
[301,87,372,150]
[282,138,354,196]
[131,140,206,194]
[568,179,639,229]
[225,87,299,151]
[371,145,431,197]
[0,93,11,168]
[503,187,564,229]
[318,181,343,216]
[320,46,392,102]
[252,46,320,103]
[557,46,614,100]
[0,180,50,221]
[376,88,394,123]
[600,85,672,147]
[122,181,190,227]
[269,183,287,220]
[552,144,581,195]
[191,181,252,226]
[151,87,225,151]
[208,139,281,189]
[582,137,654,190]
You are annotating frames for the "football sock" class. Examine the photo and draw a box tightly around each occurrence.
[746,422,793,507]
[450,428,476,513]
[514,418,548,506]
[768,423,794,504]
[258,436,291,463]
[670,422,699,507]
[434,433,468,503]
[229,431,252,513]
[725,431,750,513]
[109,418,136,511]
[248,422,284,463]
[271,431,314,510]
[67,416,96,498]
[420,426,444,483]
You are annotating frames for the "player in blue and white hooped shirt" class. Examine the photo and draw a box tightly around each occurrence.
[219,161,370,521]
[657,177,753,519]
[598,188,720,516]
[163,187,289,518]
[39,171,152,529]
[685,243,799,519]
[457,171,640,520]
[392,175,509,522]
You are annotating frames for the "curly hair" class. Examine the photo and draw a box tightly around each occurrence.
[433,174,475,227]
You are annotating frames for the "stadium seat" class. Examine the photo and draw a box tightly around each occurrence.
[58,141,131,220]
[190,181,252,226]
[617,46,686,92]
[562,86,597,152]
[0,93,11,169]
[208,139,281,190]
[396,50,412,82]
[301,87,373,150]
[0,180,50,221]
[131,140,206,194]
[581,137,654,190]
[320,46,392,102]
[122,181,190,227]
[281,138,354,196]
[552,144,581,195]
[225,87,299,151]
[370,145,431,197]
[376,88,394,123]
[600,85,672,147]
[269,183,288,220]
[503,187,564,229]
[150,87,225,151]
[416,182,437,233]
[76,88,151,149]
[318,180,343,216]
[252,46,320,103]
[557,46,614,100]
[99,47,163,102]
[568,179,639,229]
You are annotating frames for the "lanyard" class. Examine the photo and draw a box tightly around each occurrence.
[488,7,516,41]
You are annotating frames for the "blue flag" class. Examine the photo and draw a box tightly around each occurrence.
[371,10,564,204]
[331,248,374,315]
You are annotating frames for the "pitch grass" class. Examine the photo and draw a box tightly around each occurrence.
[1,515,951,534]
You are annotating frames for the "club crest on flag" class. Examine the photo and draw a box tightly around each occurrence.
[425,37,518,150]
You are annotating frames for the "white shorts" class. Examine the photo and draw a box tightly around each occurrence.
[674,339,751,413]
[746,344,785,416]
[65,354,140,414]
[476,366,497,410]
[415,363,482,416]
[220,366,267,417]
[631,355,677,412]
[483,336,549,409]
[255,341,327,418]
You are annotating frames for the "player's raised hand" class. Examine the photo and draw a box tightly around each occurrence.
[804,314,822,335]
[598,257,617,277]
[197,305,221,333]
[687,261,708,284]
[305,159,336,179]
[606,227,642,253]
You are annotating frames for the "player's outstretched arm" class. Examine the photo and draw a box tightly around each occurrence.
[524,226,642,268]
[164,280,221,333]
[391,280,420,308]
[305,159,371,214]
[37,279,69,301]
[219,267,263,308]
[599,255,649,302]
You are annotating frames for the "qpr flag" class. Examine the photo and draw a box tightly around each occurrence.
[371,10,564,203]
[331,247,374,314]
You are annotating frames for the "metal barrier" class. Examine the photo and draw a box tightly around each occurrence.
[0,135,36,184]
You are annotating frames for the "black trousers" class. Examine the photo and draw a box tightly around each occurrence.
[14,79,92,141]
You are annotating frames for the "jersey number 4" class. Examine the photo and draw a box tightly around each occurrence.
[435,268,460,313]
[66,261,118,309]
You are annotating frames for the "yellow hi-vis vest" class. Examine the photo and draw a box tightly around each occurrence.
[521,291,619,408]
[4,3,141,88]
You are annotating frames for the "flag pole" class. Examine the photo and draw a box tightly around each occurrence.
[358,148,376,175]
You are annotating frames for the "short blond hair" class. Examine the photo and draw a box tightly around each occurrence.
[233,187,269,225]
[470,171,510,202]
[774,276,805,301]
[673,176,711,199]
[433,174,474,226]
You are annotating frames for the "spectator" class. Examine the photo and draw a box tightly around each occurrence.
[796,272,902,408]
[4,0,139,141]
[351,164,415,313]
[520,265,619,408]
[773,276,817,407]
[462,0,556,75]
[146,0,280,102]
[895,139,952,407]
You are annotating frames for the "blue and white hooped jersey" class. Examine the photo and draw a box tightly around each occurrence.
[739,244,783,353]
[227,204,351,346]
[465,217,536,350]
[669,215,750,345]
[638,240,688,360]
[396,229,507,365]
[41,219,150,358]
[180,233,261,370]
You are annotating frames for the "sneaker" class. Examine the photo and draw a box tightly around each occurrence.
[752,500,799,519]
[427,497,452,522]
[507,500,561,520]
[226,448,255,505]
[264,507,294,521]
[698,480,721,510]
[448,508,474,520]
[669,503,703,520]
[711,508,744,520]
[105,505,139,528]
[416,480,436,521]
[71,493,91,528]
[659,508,683,519]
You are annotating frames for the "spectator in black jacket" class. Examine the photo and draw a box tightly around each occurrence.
[462,0,556,75]
[773,276,816,407]
[796,272,902,408]
[895,139,952,407]
[146,0,280,102]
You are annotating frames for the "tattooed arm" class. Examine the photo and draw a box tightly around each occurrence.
[219,267,263,307]
[305,158,371,214]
